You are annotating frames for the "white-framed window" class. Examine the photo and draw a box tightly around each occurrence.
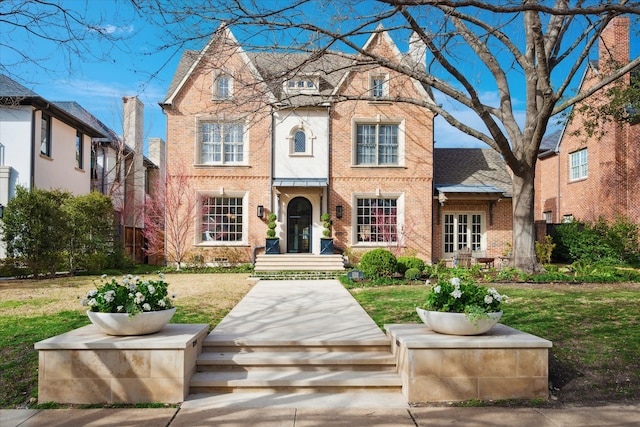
[443,212,484,256]
[40,113,51,157]
[199,194,246,244]
[283,76,319,94]
[543,211,553,224]
[199,121,245,165]
[355,122,399,165]
[370,73,388,98]
[75,130,83,169]
[356,196,399,243]
[563,214,574,223]
[569,148,588,181]
[213,72,233,99]
[288,126,313,156]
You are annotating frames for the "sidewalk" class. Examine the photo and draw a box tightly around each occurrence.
[3,279,639,426]
[3,404,640,426]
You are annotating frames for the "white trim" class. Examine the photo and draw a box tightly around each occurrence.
[196,190,248,246]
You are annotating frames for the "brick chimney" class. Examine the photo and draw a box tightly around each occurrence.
[599,17,630,73]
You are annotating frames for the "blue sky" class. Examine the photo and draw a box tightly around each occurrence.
[2,1,637,154]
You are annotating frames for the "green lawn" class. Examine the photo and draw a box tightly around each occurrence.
[351,282,640,403]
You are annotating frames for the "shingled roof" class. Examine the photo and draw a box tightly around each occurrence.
[434,148,512,197]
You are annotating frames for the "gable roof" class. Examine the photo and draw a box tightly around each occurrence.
[434,148,512,197]
[0,74,106,138]
[163,25,434,108]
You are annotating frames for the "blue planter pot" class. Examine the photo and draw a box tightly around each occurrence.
[265,238,280,254]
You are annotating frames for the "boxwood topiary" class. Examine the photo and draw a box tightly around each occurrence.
[396,256,425,274]
[359,248,397,278]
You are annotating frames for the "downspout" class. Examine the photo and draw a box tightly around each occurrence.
[270,106,275,214]
[30,108,39,190]
[326,104,332,218]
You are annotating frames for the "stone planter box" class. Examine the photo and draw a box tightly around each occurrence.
[35,324,208,404]
[385,323,552,403]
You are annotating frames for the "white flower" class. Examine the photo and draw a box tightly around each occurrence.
[484,295,494,304]
[425,279,431,286]
[434,285,441,294]
[158,300,166,308]
[117,305,124,312]
[87,289,97,298]
[147,284,156,295]
[142,303,151,311]
[451,289,462,299]
[104,290,116,303]
[159,273,165,279]
[87,298,97,307]
[101,274,107,279]
[135,292,145,303]
[122,278,131,286]
[450,277,461,287]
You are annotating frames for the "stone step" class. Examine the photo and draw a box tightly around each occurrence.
[254,254,345,272]
[190,370,403,393]
[197,350,397,370]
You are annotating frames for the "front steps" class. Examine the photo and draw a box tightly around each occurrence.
[253,254,344,278]
[190,337,402,396]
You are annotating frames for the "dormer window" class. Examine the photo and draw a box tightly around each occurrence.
[213,72,233,99]
[284,76,319,94]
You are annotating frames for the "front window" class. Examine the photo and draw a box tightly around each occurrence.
[200,122,244,164]
[356,123,398,165]
[569,149,588,181]
[75,131,83,169]
[356,197,398,243]
[201,196,244,242]
[41,113,51,156]
[443,213,484,255]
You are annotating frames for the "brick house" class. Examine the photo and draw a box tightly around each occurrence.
[161,25,513,265]
[535,17,640,226]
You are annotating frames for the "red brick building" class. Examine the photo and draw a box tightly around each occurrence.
[535,17,640,226]
[161,25,513,265]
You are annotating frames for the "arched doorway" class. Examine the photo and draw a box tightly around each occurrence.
[287,197,312,253]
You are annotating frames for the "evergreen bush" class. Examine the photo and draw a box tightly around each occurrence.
[396,256,425,274]
[359,248,397,278]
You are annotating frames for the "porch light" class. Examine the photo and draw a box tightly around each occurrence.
[336,205,343,219]
[257,205,264,218]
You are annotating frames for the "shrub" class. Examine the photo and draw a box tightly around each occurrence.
[396,256,425,274]
[359,249,397,278]
[535,235,556,264]
[266,213,277,238]
[405,267,422,280]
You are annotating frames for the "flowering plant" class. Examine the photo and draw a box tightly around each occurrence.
[82,274,174,316]
[425,277,508,320]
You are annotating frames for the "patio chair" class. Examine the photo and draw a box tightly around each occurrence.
[454,246,472,268]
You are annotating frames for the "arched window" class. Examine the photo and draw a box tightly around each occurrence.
[294,130,306,153]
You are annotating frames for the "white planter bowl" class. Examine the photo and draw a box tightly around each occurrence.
[416,307,502,335]
[87,308,176,336]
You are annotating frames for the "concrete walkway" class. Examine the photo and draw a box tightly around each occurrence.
[3,279,640,426]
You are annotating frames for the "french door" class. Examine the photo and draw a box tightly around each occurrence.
[443,213,484,257]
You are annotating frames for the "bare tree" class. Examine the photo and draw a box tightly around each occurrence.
[0,0,140,80]
[141,0,640,272]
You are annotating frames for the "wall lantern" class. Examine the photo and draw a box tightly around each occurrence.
[257,205,264,218]
[336,205,343,219]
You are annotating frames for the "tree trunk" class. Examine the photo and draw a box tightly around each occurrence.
[511,171,540,273]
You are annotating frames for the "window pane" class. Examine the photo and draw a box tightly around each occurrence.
[75,131,82,169]
[201,123,243,163]
[378,125,398,165]
[356,124,376,164]
[202,197,244,242]
[356,198,397,242]
[41,114,50,156]
[294,130,306,153]
[217,77,230,98]
[372,78,384,97]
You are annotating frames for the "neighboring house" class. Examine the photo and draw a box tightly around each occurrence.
[433,149,513,261]
[0,74,104,202]
[0,75,161,263]
[161,25,513,265]
[535,17,640,226]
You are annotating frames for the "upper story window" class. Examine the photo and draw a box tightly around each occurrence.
[569,148,588,181]
[284,76,319,95]
[75,131,83,169]
[41,113,51,157]
[199,121,245,165]
[288,126,313,156]
[370,74,387,98]
[355,123,399,165]
[213,73,233,99]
